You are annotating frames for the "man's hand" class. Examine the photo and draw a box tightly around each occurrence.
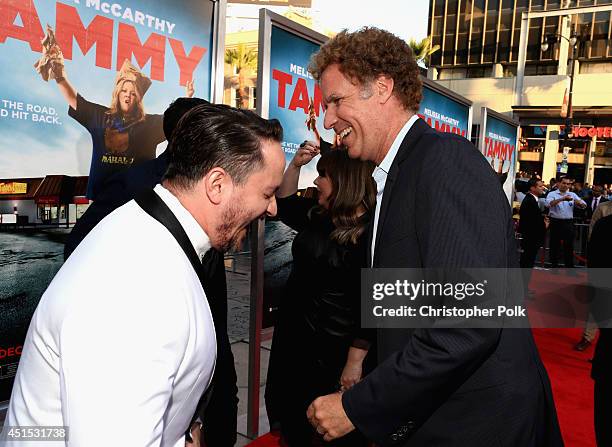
[185,422,201,446]
[185,80,195,98]
[307,392,355,441]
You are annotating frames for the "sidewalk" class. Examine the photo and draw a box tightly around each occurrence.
[224,253,272,446]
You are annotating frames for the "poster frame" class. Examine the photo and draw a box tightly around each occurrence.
[211,0,228,104]
[246,9,328,439]
[478,107,521,204]
[420,76,473,136]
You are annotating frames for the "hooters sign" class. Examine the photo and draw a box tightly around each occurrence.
[571,126,612,139]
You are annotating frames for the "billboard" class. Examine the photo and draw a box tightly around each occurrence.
[0,0,224,404]
[479,108,519,203]
[254,9,329,331]
[418,77,472,140]
[264,20,332,188]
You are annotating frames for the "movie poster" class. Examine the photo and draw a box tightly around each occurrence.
[257,13,329,327]
[479,108,519,203]
[418,81,472,139]
[268,25,334,187]
[0,0,217,403]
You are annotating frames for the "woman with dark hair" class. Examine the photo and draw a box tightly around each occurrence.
[265,142,376,446]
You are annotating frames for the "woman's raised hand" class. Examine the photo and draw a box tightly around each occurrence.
[291,140,320,168]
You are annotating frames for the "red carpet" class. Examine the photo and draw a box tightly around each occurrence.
[248,329,596,447]
[246,431,282,446]
[533,328,596,447]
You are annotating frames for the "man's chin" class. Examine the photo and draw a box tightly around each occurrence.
[230,227,249,251]
[211,227,248,253]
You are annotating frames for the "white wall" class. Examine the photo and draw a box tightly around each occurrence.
[0,200,39,223]
[435,73,612,124]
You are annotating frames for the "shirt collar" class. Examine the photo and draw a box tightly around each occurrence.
[378,114,420,174]
[154,184,211,261]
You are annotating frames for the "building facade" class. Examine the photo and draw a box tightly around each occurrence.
[428,0,612,185]
[0,176,89,227]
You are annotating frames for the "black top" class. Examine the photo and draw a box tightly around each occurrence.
[277,193,371,356]
[68,94,164,199]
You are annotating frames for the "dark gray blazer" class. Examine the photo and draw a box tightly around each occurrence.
[342,118,562,446]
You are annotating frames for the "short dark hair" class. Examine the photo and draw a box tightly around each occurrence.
[164,103,283,189]
[163,97,209,141]
[528,178,541,189]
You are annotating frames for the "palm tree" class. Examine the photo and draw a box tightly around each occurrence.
[225,44,257,109]
[408,36,440,68]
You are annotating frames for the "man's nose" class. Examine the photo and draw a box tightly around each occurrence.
[323,108,336,131]
[266,196,278,218]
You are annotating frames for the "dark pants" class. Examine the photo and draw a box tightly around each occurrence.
[595,379,612,446]
[549,219,574,268]
[520,239,541,294]
[520,239,540,269]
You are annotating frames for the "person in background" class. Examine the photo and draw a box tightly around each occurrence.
[574,182,588,199]
[545,176,586,268]
[574,185,611,352]
[587,213,612,446]
[265,144,376,446]
[520,178,548,271]
[586,185,608,222]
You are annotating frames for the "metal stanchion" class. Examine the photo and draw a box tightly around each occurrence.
[247,217,265,439]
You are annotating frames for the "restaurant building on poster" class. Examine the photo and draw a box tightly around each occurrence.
[0,176,88,227]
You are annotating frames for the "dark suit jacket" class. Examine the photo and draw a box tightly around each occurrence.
[64,152,238,446]
[342,119,562,446]
[519,193,545,246]
[589,214,612,381]
[586,196,608,220]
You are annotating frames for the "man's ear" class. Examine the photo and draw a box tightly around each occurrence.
[375,74,394,104]
[204,167,232,205]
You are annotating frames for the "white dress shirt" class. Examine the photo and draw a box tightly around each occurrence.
[371,114,420,265]
[4,184,216,447]
[545,189,585,219]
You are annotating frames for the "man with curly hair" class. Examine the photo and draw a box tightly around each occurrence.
[306,28,562,446]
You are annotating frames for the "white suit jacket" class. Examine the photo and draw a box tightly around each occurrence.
[4,185,216,446]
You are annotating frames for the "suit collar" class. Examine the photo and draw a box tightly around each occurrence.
[371,118,432,266]
[378,114,420,174]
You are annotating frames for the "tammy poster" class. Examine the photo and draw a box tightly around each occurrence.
[0,0,219,403]
[418,78,472,140]
[479,108,519,204]
[268,25,333,187]
[256,11,328,327]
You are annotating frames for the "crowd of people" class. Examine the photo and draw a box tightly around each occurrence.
[518,174,611,445]
[4,26,610,447]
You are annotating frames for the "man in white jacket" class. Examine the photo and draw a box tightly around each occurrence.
[3,104,285,446]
